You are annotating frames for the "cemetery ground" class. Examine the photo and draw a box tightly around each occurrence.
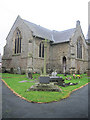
[2,73,89,103]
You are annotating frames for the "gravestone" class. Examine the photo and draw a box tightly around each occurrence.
[39,76,50,84]
[51,71,57,77]
[28,72,33,79]
[17,67,21,74]
[50,76,65,86]
[50,76,60,81]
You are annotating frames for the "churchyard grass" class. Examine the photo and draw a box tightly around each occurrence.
[2,73,88,103]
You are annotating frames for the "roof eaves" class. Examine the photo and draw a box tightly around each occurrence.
[33,34,53,41]
[52,40,69,45]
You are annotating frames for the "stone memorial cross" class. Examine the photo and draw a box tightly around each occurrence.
[42,39,50,76]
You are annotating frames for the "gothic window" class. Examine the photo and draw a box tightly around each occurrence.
[39,42,44,58]
[39,43,41,57]
[14,28,22,54]
[77,38,82,59]
[42,44,44,58]
[62,56,66,73]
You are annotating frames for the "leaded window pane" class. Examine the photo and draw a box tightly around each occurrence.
[39,42,44,58]
[14,29,21,54]
[39,43,41,57]
[77,39,82,59]
[42,44,44,58]
[15,39,17,54]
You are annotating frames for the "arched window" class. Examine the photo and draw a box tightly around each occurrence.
[62,56,66,74]
[39,42,44,58]
[14,28,22,54]
[63,56,66,64]
[39,43,41,57]
[42,44,44,58]
[77,37,82,59]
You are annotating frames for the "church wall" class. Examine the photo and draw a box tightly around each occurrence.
[75,60,88,74]
[2,17,33,74]
[49,42,70,73]
[69,24,88,73]
[31,37,50,73]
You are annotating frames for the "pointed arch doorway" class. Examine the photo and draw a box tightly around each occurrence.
[62,56,66,74]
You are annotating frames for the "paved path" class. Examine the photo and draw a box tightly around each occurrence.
[2,82,89,118]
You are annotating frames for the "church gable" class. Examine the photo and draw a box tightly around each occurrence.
[6,16,34,44]
[70,21,86,45]
[69,21,88,60]
[4,16,34,58]
[6,16,23,41]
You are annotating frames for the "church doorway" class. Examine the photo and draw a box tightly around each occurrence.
[62,56,66,74]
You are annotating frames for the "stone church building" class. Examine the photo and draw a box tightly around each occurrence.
[2,16,88,74]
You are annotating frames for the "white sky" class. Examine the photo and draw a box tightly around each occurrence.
[0,0,89,55]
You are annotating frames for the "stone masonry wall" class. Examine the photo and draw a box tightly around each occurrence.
[32,37,50,73]
[49,42,70,73]
[2,16,33,74]
[69,22,88,73]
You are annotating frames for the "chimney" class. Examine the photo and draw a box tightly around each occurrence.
[76,20,80,27]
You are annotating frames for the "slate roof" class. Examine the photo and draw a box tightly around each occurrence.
[23,19,76,43]
[52,28,76,43]
[24,20,52,41]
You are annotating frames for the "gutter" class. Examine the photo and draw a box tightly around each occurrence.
[51,41,69,45]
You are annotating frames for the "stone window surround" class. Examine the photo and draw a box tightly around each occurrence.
[39,42,44,58]
[77,36,83,59]
[13,28,22,55]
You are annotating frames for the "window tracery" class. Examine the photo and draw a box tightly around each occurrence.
[14,28,22,54]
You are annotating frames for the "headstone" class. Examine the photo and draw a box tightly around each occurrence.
[17,67,21,74]
[28,72,33,79]
[51,71,57,77]
[50,76,65,86]
[39,76,50,84]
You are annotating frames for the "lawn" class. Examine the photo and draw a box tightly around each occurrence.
[2,73,89,103]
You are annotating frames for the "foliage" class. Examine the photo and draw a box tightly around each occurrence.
[2,73,88,103]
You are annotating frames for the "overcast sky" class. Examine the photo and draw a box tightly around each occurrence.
[0,0,89,55]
